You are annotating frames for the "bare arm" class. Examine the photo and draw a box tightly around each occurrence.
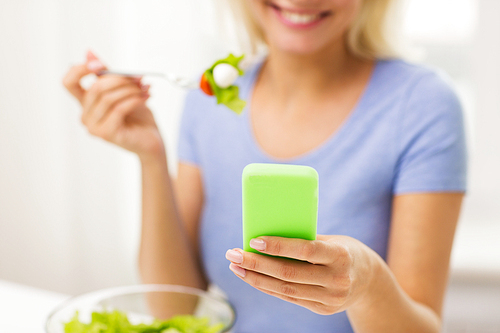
[138,155,207,290]
[62,51,208,312]
[346,192,463,332]
[226,192,463,332]
[173,162,205,260]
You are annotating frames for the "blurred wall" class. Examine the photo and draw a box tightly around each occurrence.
[0,0,227,294]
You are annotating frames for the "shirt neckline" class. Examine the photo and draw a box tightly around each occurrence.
[241,59,381,164]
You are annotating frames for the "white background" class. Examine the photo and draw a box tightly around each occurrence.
[0,0,499,297]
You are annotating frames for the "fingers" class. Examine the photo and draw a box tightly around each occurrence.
[228,264,343,315]
[229,263,326,301]
[226,236,356,316]
[96,95,148,142]
[252,285,335,316]
[86,50,106,72]
[249,236,346,265]
[82,75,142,114]
[62,64,93,103]
[226,249,326,285]
[62,50,107,103]
[84,82,148,127]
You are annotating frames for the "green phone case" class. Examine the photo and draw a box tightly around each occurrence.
[242,163,319,254]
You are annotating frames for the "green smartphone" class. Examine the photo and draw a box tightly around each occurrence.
[242,163,319,254]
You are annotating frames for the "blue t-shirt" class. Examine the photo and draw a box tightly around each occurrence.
[177,59,467,333]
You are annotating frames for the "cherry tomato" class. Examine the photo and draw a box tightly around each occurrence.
[200,73,214,96]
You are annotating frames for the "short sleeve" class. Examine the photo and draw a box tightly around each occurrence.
[393,72,467,194]
[177,91,201,166]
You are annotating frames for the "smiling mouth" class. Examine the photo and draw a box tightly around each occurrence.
[267,2,332,26]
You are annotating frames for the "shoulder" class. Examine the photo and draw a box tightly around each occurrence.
[374,59,463,129]
[383,61,468,193]
[376,58,461,109]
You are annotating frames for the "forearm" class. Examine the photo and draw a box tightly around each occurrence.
[347,248,441,333]
[138,151,207,289]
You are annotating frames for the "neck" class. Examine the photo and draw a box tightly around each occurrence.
[259,40,368,101]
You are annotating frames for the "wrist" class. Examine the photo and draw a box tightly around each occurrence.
[139,146,172,188]
[348,246,387,313]
[138,142,167,168]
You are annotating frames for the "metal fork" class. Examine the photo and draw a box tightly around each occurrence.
[97,70,199,89]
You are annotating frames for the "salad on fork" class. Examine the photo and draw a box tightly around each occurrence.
[99,53,248,114]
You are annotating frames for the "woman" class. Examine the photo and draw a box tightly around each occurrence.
[62,0,466,332]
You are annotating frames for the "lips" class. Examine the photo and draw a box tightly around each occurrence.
[267,2,332,28]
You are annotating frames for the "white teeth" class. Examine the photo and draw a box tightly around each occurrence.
[281,10,320,24]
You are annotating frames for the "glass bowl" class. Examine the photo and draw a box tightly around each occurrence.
[45,284,236,333]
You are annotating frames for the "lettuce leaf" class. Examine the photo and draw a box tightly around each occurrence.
[204,54,246,114]
[63,310,225,333]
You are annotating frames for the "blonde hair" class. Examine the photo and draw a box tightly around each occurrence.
[215,0,399,59]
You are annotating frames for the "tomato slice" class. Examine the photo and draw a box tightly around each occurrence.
[200,73,214,96]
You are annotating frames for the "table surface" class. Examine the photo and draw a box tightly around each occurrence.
[1,277,499,333]
[0,279,68,332]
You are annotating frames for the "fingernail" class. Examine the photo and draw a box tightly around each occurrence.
[87,60,105,71]
[141,84,150,92]
[229,263,246,277]
[225,249,243,264]
[141,92,150,99]
[87,50,97,59]
[250,238,266,251]
[132,77,142,84]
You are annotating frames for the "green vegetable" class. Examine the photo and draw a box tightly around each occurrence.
[204,54,246,114]
[63,310,225,333]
